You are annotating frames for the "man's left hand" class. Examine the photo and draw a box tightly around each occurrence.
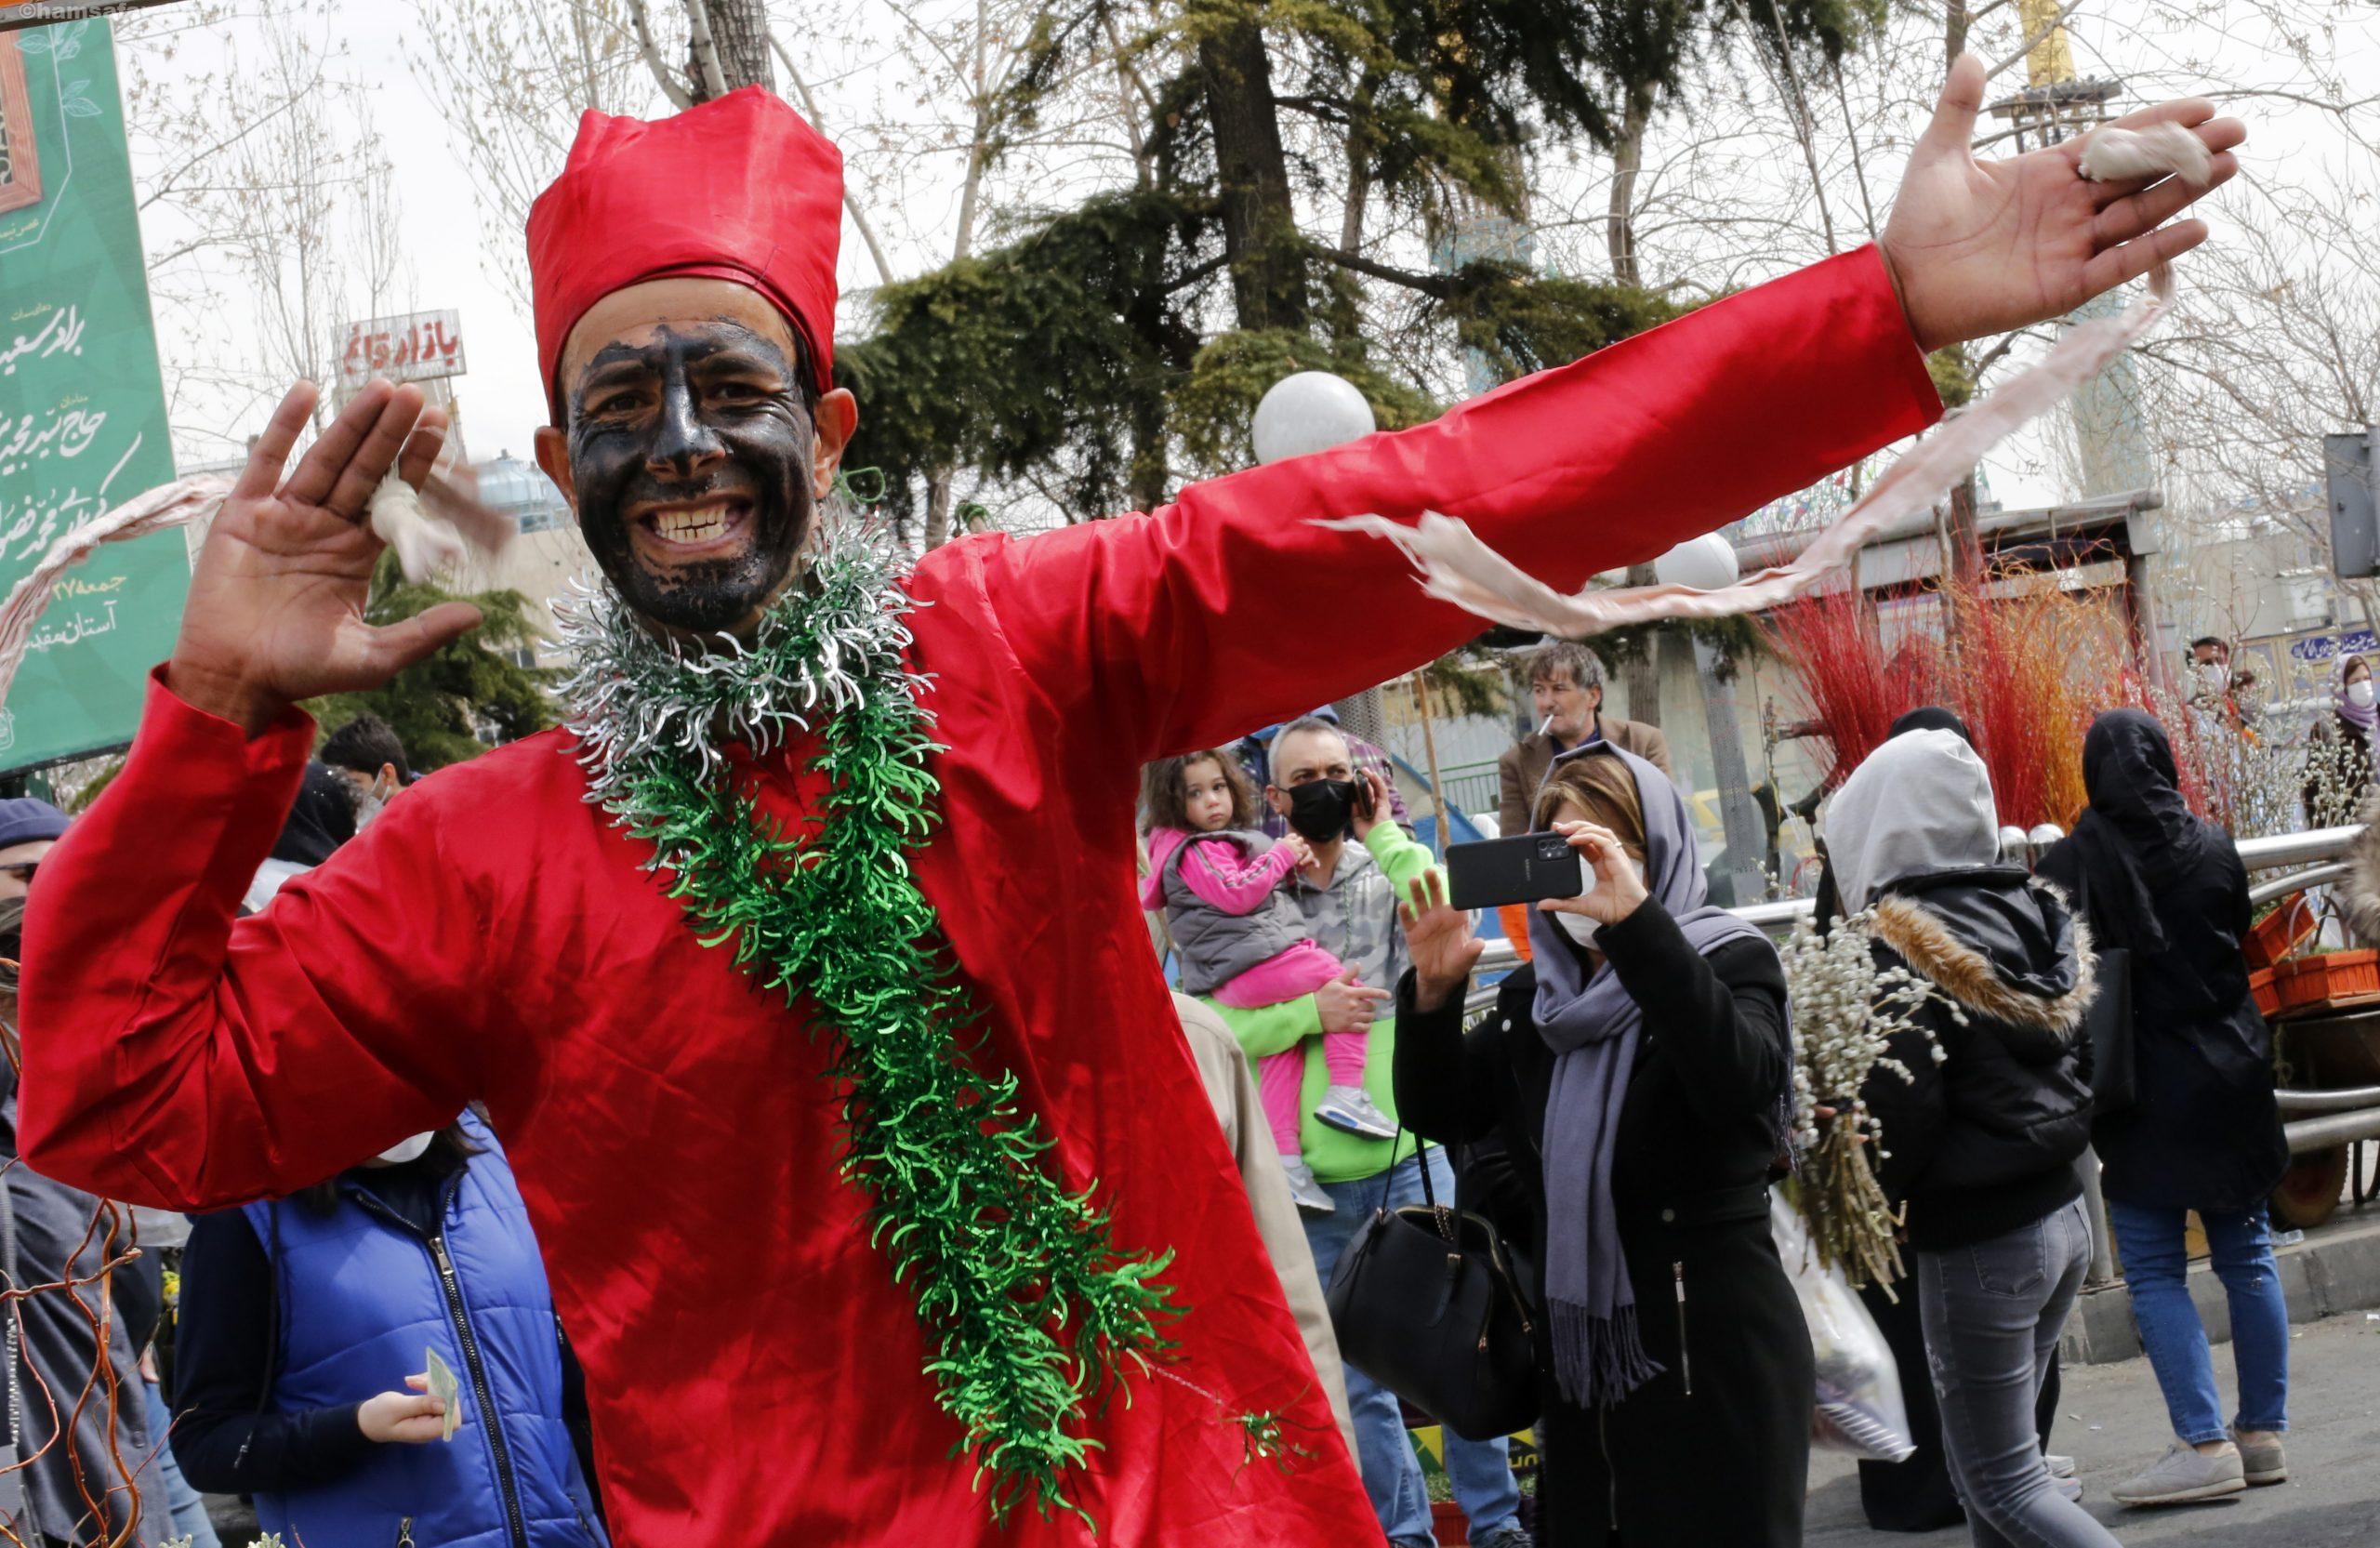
[1881,53,2243,352]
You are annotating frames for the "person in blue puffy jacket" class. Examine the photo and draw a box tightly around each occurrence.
[171,1109,607,1548]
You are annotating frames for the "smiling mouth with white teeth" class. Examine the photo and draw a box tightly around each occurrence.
[637,500,752,551]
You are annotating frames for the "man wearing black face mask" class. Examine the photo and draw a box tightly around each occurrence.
[1207,718,1532,1548]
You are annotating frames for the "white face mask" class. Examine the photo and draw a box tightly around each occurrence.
[352,771,398,831]
[2348,681,2374,709]
[377,1131,434,1166]
[2200,662,2228,691]
[1554,909,1600,947]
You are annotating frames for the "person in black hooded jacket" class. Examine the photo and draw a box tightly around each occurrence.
[2037,709,2290,1507]
[1830,729,2110,1548]
[1832,710,2068,1534]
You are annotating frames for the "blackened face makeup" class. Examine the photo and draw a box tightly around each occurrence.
[565,318,816,635]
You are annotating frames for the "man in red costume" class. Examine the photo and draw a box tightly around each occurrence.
[19,60,2237,1545]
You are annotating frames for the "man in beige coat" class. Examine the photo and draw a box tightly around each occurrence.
[1495,641,1672,837]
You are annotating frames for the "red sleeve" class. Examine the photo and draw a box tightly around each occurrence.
[17,674,497,1210]
[1178,837,1295,914]
[944,245,1940,759]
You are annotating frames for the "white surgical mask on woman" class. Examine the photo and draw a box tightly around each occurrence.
[377,1131,434,1165]
[2349,680,2374,709]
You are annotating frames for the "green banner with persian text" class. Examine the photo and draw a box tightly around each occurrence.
[0,16,187,773]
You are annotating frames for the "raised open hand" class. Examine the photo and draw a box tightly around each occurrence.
[1399,871,1483,1012]
[1881,53,2244,351]
[168,379,485,734]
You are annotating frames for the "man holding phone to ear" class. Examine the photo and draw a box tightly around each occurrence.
[1209,716,1533,1548]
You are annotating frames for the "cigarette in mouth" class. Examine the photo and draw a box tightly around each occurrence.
[1537,714,1555,735]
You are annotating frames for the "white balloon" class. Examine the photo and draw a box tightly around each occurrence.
[1650,531,1739,592]
[1251,371,1377,465]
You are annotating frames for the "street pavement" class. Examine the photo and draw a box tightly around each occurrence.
[1806,1310,2380,1545]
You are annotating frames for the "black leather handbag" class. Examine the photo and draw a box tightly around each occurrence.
[2087,944,2136,1114]
[2069,867,2135,1115]
[1323,1139,1541,1441]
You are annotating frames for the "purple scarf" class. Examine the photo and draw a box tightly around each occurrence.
[1527,745,1778,1409]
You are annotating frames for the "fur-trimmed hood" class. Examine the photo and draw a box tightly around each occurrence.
[1871,891,2097,1045]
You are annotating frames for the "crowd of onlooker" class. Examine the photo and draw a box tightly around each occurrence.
[1135,642,2312,1548]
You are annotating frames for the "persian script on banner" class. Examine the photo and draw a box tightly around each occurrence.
[0,17,191,771]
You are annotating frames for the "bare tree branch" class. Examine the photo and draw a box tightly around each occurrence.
[767,31,898,286]
[681,0,730,99]
[1987,0,2088,83]
[627,0,694,108]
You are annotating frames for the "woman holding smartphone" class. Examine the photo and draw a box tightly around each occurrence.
[1394,747,1809,1547]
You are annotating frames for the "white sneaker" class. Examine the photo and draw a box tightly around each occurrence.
[1314,1084,1398,1139]
[1278,1156,1336,1214]
[2111,1442,2245,1507]
[2231,1428,2287,1486]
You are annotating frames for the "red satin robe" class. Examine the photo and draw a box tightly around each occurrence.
[19,246,1937,1544]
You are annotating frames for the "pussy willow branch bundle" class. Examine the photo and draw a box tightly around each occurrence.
[1810,1124,1906,1296]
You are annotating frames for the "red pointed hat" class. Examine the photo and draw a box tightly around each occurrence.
[527,86,841,424]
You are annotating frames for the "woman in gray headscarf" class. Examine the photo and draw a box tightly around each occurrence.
[1831,730,2108,1548]
[1395,746,1805,1547]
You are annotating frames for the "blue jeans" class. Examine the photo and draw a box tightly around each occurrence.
[1304,1148,1524,1547]
[2106,1200,2289,1444]
[143,1379,222,1548]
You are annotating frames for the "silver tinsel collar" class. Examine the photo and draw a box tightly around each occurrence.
[551,520,923,808]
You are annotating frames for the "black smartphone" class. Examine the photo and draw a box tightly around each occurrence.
[1446,832,1588,911]
[1352,771,1378,822]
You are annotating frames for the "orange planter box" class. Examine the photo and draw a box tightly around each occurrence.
[2252,967,2281,1020]
[2273,950,2380,1014]
[2246,893,2318,971]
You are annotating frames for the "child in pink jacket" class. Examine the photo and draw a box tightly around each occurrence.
[1139,751,1396,1211]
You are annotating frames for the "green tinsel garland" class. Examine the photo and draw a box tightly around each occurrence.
[556,525,1176,1525]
